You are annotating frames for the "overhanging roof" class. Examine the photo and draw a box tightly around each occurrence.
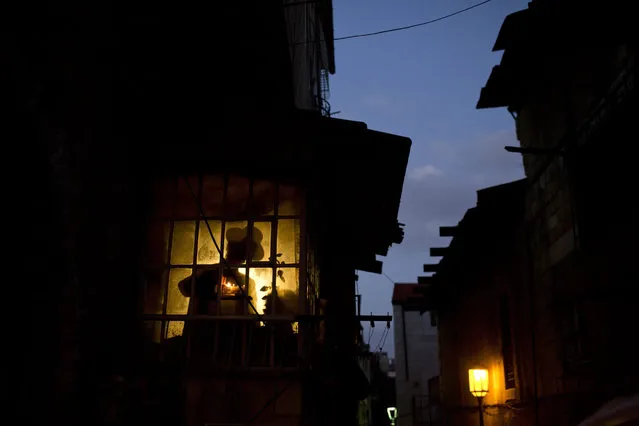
[476,66,513,109]
[492,9,531,52]
[146,109,411,274]
[477,1,635,111]
[418,179,527,312]
[307,114,411,272]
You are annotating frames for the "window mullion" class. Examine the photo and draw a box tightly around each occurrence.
[161,176,178,341]
[269,184,280,367]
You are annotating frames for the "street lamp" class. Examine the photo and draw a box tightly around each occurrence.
[468,368,489,426]
[387,407,398,426]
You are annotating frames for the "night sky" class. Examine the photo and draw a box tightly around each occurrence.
[330,0,529,356]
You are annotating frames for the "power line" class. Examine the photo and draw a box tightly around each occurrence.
[383,272,395,285]
[379,327,389,351]
[293,0,494,45]
[334,0,494,41]
[375,327,388,351]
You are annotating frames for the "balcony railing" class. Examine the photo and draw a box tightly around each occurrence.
[143,317,317,372]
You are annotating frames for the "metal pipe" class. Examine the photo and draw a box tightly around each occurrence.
[477,397,484,426]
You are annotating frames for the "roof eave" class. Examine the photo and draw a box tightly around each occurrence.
[492,9,531,52]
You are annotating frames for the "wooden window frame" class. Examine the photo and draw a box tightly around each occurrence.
[142,173,307,369]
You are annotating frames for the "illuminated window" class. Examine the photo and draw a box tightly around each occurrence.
[143,175,302,352]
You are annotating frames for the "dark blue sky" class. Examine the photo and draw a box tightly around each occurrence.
[329,0,529,356]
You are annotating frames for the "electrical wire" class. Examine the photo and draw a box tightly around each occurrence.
[375,327,388,352]
[382,272,395,285]
[379,326,389,351]
[335,0,494,41]
[293,0,494,45]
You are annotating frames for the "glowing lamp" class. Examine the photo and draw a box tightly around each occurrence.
[386,407,398,426]
[468,368,488,426]
[468,368,489,398]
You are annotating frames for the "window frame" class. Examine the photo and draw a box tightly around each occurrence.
[142,174,308,369]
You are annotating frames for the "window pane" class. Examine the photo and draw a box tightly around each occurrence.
[278,184,300,216]
[166,321,185,339]
[220,267,247,315]
[226,176,250,217]
[147,221,170,266]
[252,180,275,216]
[224,221,249,265]
[175,175,200,218]
[171,221,195,265]
[167,268,192,314]
[202,175,225,216]
[274,267,299,315]
[144,269,166,314]
[277,219,300,264]
[221,268,248,297]
[197,220,222,264]
[252,222,272,262]
[249,268,273,316]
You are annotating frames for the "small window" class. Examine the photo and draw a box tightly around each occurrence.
[500,294,516,390]
[142,175,304,368]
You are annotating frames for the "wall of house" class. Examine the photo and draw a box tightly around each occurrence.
[186,377,302,426]
[437,253,530,426]
[393,305,439,426]
[284,0,331,111]
[3,9,151,423]
[358,355,373,426]
[509,44,639,425]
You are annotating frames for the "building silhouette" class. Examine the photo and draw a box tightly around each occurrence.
[6,1,411,425]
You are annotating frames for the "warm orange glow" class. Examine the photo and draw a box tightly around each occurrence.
[221,273,244,296]
[468,368,489,398]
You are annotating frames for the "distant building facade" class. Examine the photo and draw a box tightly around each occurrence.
[392,284,440,426]
[422,180,529,426]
